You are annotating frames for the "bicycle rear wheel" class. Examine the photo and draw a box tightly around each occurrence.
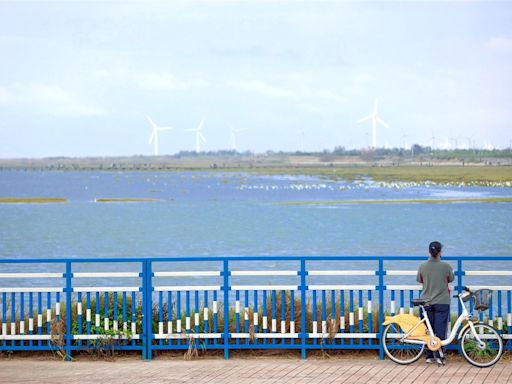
[382,323,425,365]
[460,323,503,368]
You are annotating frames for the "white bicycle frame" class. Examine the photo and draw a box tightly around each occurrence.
[396,293,485,348]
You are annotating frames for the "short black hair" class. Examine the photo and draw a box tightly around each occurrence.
[429,241,443,257]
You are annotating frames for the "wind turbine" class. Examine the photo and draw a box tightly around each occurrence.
[147,116,173,156]
[400,129,412,150]
[357,98,389,149]
[431,130,437,150]
[299,128,305,152]
[185,119,206,152]
[229,126,246,152]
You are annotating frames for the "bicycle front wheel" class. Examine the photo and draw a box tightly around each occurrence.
[382,323,425,365]
[460,323,503,368]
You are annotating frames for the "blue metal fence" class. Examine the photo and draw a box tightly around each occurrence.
[0,256,511,360]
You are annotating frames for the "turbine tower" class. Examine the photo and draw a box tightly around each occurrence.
[147,116,173,156]
[299,128,305,152]
[357,98,389,149]
[431,130,436,150]
[185,119,206,152]
[230,126,246,152]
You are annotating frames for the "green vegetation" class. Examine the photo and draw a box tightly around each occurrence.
[94,198,161,203]
[247,166,512,185]
[3,292,508,360]
[0,197,67,204]
[279,197,512,206]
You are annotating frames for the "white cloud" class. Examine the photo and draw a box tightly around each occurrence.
[228,79,345,103]
[0,83,105,117]
[487,36,512,51]
[93,67,210,91]
[0,86,13,104]
[137,72,210,90]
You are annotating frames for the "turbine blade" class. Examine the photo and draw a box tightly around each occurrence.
[376,117,389,128]
[148,131,156,144]
[199,132,207,143]
[158,126,173,131]
[373,98,379,115]
[357,115,373,123]
[146,116,158,130]
[197,118,205,131]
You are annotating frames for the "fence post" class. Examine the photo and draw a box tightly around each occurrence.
[300,258,307,360]
[457,258,463,354]
[65,261,72,361]
[457,258,463,313]
[142,260,153,360]
[378,258,385,360]
[223,260,230,360]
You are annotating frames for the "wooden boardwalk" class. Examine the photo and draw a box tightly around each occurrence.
[0,357,511,384]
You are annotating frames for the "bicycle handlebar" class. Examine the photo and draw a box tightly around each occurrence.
[453,286,471,298]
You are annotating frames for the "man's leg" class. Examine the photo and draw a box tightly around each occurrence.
[424,306,435,359]
[433,304,450,359]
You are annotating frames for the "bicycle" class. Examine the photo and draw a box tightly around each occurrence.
[381,287,504,368]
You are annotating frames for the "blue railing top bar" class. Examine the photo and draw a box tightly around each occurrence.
[1,255,512,263]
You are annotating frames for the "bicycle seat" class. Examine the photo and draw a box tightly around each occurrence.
[412,298,429,306]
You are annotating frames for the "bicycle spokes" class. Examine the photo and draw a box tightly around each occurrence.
[460,323,503,368]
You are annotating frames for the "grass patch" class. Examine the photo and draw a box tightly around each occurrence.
[245,166,512,185]
[279,197,512,206]
[0,198,67,204]
[94,198,161,203]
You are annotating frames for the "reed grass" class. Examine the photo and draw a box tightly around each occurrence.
[0,198,67,204]
[94,198,160,203]
[279,197,512,206]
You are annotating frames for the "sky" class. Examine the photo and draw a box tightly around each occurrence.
[0,1,511,158]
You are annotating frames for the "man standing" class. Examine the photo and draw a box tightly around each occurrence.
[416,241,455,363]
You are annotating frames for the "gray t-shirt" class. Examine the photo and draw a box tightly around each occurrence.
[416,258,455,305]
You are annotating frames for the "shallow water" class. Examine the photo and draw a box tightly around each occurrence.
[0,170,511,263]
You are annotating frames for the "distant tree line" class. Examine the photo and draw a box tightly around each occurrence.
[171,146,512,160]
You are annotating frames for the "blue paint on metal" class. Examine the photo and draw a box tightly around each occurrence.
[158,291,163,347]
[262,289,268,346]
[349,290,354,346]
[28,292,33,347]
[272,289,277,347]
[223,260,229,360]
[244,290,250,345]
[300,259,306,359]
[253,290,258,336]
[378,258,385,360]
[358,290,363,345]
[368,290,372,336]
[213,290,218,346]
[235,290,240,346]
[204,290,209,343]
[65,262,72,361]
[1,256,511,358]
[497,291,502,335]
[37,292,42,347]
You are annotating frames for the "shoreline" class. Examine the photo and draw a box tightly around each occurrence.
[0,165,511,186]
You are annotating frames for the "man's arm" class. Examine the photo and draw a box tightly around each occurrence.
[416,265,423,283]
[447,265,455,283]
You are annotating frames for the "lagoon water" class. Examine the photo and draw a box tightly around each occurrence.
[0,169,511,293]
[0,170,511,262]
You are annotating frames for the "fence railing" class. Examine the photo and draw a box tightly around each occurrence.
[0,256,511,360]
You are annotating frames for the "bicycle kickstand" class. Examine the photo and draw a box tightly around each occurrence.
[436,349,445,367]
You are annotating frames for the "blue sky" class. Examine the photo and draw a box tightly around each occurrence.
[0,1,511,157]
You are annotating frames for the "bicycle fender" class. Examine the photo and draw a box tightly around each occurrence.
[458,323,471,339]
